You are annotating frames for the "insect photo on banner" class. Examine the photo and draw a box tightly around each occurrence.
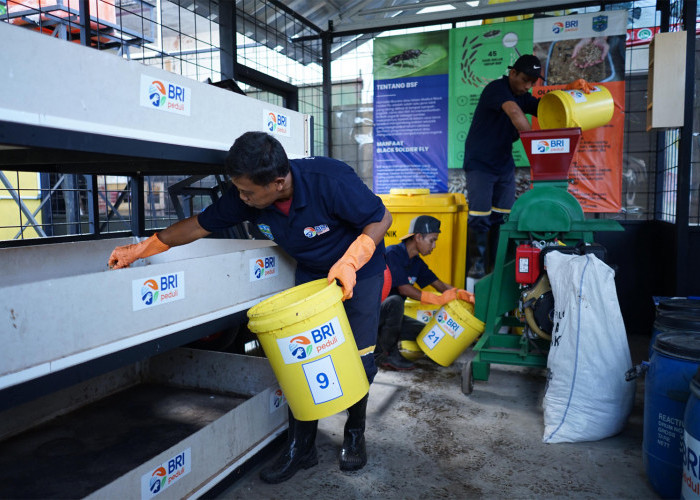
[373,31,449,80]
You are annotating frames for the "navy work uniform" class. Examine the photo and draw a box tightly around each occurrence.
[462,75,539,233]
[198,156,386,383]
[386,241,438,299]
[379,241,439,343]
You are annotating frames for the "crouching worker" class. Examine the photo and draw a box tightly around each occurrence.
[376,215,473,370]
[107,131,392,483]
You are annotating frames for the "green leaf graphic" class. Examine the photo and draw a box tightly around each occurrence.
[375,44,448,80]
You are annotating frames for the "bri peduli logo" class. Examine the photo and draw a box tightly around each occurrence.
[148,81,166,108]
[251,256,276,280]
[272,389,285,409]
[552,22,564,34]
[149,467,167,495]
[267,112,277,132]
[436,309,461,334]
[303,227,317,238]
[289,336,313,360]
[536,140,550,153]
[419,311,435,323]
[141,279,159,305]
[264,109,290,135]
[254,259,265,279]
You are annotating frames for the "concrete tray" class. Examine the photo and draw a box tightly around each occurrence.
[0,238,295,389]
[0,348,288,499]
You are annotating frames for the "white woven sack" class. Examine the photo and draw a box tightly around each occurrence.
[542,251,635,443]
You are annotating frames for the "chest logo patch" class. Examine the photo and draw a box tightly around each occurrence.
[258,224,274,240]
[303,224,330,238]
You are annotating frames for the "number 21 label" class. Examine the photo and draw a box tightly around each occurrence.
[423,324,444,350]
[302,355,343,404]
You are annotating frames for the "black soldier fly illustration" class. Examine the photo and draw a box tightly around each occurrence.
[385,49,427,67]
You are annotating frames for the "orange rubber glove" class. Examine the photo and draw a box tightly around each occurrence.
[420,288,457,306]
[565,78,593,94]
[327,234,376,300]
[421,288,474,306]
[457,289,475,304]
[108,233,170,269]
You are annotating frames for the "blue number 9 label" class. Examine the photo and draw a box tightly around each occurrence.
[316,372,329,389]
[302,355,343,404]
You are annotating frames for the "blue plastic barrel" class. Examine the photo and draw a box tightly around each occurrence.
[644,332,700,499]
[650,314,700,358]
[682,367,700,499]
[658,298,700,316]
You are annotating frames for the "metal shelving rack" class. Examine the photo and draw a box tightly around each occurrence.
[0,22,311,497]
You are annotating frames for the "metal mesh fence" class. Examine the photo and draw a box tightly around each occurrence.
[1,0,697,242]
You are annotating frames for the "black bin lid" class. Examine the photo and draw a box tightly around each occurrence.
[654,312,700,332]
[653,331,700,361]
[658,298,700,315]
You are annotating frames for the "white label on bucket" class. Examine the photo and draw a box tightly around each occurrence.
[302,355,343,404]
[531,138,570,155]
[276,316,346,365]
[682,430,700,498]
[249,255,278,281]
[422,324,445,350]
[417,309,435,324]
[435,308,465,339]
[566,89,588,103]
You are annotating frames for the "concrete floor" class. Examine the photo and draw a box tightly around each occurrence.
[212,334,660,499]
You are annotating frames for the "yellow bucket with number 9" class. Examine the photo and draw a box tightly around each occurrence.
[247,279,369,421]
[416,299,485,367]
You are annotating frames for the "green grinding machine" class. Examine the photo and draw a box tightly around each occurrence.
[462,128,623,394]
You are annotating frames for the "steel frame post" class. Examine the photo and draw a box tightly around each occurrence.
[130,174,145,236]
[322,21,333,157]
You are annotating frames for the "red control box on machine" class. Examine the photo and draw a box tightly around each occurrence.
[515,244,541,284]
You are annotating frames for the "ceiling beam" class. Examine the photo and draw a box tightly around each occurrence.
[320,0,632,38]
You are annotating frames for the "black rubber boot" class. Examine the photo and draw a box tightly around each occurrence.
[259,408,318,484]
[467,230,489,279]
[339,393,369,471]
[379,346,415,371]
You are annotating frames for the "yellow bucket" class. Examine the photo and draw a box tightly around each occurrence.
[416,300,485,367]
[247,279,369,421]
[399,340,424,361]
[404,297,440,324]
[537,85,614,131]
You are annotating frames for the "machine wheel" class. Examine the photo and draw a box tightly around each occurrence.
[461,360,474,395]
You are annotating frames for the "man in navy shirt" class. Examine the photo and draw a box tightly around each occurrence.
[376,215,472,370]
[462,54,542,279]
[108,132,392,483]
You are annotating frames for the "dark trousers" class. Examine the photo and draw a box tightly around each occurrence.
[377,295,426,352]
[296,269,383,384]
[465,168,516,234]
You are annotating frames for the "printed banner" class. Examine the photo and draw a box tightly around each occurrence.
[448,20,534,169]
[373,31,449,193]
[375,12,627,212]
[532,10,627,212]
